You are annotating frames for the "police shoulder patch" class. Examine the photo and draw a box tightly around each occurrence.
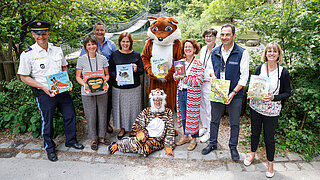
[24,47,32,53]
[53,43,60,47]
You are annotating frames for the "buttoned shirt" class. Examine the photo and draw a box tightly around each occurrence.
[80,37,117,61]
[206,43,250,86]
[18,42,67,87]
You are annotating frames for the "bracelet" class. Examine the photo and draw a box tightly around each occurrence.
[232,90,238,95]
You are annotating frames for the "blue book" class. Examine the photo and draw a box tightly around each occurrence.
[116,64,134,86]
[46,71,72,95]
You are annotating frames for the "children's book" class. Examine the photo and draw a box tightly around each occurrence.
[174,60,186,76]
[247,75,270,100]
[116,64,134,86]
[210,79,231,104]
[151,57,169,78]
[46,71,72,95]
[83,70,108,94]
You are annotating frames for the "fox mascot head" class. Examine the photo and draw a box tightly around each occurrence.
[147,16,181,46]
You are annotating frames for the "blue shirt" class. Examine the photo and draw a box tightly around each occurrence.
[80,37,117,61]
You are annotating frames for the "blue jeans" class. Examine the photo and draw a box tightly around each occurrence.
[178,90,199,138]
[209,98,242,149]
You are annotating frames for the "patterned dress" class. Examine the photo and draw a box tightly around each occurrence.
[116,107,175,157]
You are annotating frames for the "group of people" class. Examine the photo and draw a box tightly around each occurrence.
[18,19,291,178]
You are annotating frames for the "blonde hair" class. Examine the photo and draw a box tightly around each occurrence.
[261,42,283,63]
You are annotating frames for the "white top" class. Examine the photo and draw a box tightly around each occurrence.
[250,63,283,116]
[18,43,67,87]
[199,45,213,81]
[206,43,250,86]
[146,117,165,138]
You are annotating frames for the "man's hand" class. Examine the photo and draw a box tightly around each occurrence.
[41,86,55,97]
[165,147,173,156]
[225,91,236,105]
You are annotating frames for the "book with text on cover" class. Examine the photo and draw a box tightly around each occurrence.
[151,57,168,78]
[46,71,72,95]
[83,70,108,94]
[210,78,231,104]
[116,64,134,86]
[247,75,270,100]
[174,60,186,76]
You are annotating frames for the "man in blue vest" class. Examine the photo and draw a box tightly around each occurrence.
[202,24,250,161]
[80,21,117,133]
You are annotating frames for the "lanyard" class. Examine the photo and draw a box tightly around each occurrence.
[186,56,195,71]
[203,44,215,68]
[87,55,98,72]
[266,63,280,94]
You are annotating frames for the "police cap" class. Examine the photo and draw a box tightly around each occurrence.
[29,21,51,33]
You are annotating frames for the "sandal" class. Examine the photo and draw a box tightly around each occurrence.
[91,140,98,151]
[98,137,110,145]
[107,125,113,133]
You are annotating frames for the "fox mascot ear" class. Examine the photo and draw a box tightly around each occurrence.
[147,16,157,25]
[168,18,178,26]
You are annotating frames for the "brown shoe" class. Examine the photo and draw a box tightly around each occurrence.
[91,140,98,151]
[176,136,191,146]
[187,139,197,151]
[98,137,110,145]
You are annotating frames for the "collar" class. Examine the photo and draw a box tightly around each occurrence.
[33,42,51,52]
[222,43,234,54]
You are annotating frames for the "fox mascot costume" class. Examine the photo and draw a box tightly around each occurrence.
[141,16,183,111]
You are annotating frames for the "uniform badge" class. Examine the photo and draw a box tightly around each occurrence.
[40,64,45,69]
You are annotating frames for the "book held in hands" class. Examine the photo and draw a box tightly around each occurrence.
[174,60,186,76]
[46,71,72,95]
[83,70,108,94]
[151,57,168,78]
[116,64,134,86]
[247,75,270,100]
[210,78,230,104]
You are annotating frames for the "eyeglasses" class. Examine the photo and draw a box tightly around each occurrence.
[153,98,163,101]
[184,46,194,49]
[205,35,214,38]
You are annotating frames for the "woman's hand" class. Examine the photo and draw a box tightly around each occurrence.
[209,73,217,84]
[262,92,274,102]
[173,73,185,80]
[132,63,137,72]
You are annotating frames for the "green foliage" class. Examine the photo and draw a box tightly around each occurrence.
[164,0,192,15]
[184,0,204,19]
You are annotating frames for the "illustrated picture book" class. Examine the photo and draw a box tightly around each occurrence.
[83,70,108,94]
[151,57,169,78]
[210,78,231,104]
[247,75,270,100]
[116,64,134,86]
[174,60,186,76]
[46,71,72,95]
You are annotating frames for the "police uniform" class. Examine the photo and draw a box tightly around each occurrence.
[17,21,80,155]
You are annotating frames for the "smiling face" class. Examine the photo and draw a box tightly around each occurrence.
[120,37,131,51]
[32,31,49,49]
[266,48,279,62]
[85,41,98,54]
[204,34,216,46]
[220,27,235,47]
[153,98,163,110]
[93,25,106,41]
[184,42,196,57]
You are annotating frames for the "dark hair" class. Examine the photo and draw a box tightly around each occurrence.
[94,21,106,30]
[83,35,99,54]
[118,32,133,50]
[182,39,200,55]
[221,24,236,35]
[202,28,217,38]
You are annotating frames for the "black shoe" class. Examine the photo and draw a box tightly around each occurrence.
[107,125,113,133]
[47,152,58,162]
[65,142,84,150]
[201,144,217,155]
[230,149,240,161]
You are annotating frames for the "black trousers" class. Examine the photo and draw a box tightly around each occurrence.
[250,108,278,161]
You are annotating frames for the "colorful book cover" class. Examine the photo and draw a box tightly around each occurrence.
[151,57,169,78]
[247,75,270,100]
[116,64,134,86]
[174,60,186,76]
[210,79,231,104]
[46,71,72,95]
[83,70,108,94]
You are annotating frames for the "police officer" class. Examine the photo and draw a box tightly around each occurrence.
[17,21,84,162]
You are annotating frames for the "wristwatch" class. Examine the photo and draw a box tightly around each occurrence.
[232,90,238,95]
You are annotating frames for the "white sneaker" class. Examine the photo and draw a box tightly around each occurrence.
[199,128,207,137]
[266,171,274,178]
[200,131,210,143]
